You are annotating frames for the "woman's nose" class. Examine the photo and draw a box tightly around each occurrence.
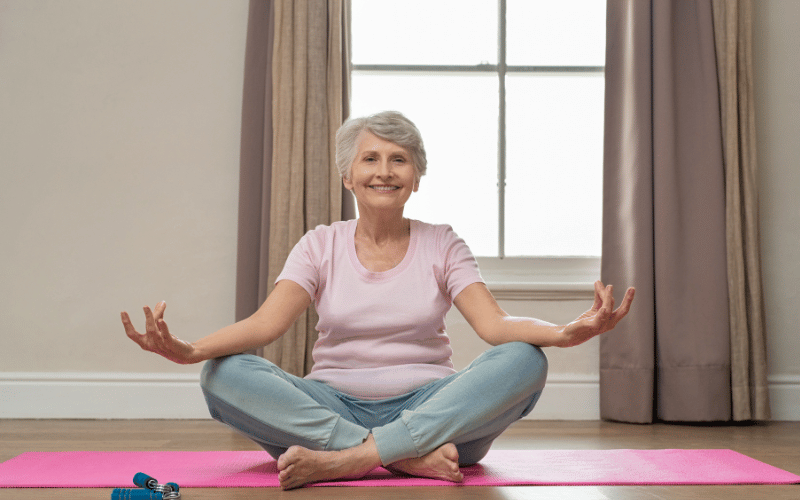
[376,159,392,177]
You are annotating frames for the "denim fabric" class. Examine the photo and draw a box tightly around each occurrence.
[200,341,547,466]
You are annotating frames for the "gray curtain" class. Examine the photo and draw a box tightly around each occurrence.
[236,0,275,326]
[235,0,353,377]
[600,0,733,423]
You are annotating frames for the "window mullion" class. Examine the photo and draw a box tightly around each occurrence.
[497,0,507,259]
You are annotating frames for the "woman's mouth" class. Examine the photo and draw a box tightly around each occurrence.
[369,185,400,192]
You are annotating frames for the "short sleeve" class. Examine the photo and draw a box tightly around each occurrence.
[438,225,484,300]
[275,231,322,300]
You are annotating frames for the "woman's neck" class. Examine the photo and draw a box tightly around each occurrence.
[354,209,409,246]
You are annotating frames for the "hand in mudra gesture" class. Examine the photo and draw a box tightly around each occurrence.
[121,302,198,364]
[559,281,635,348]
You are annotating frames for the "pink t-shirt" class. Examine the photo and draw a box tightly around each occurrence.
[275,218,483,399]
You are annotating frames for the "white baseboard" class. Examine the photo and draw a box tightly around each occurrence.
[525,374,600,420]
[1,372,798,421]
[527,374,800,421]
[0,372,210,419]
[767,375,800,421]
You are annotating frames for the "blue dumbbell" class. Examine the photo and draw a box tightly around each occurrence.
[132,472,158,490]
[111,488,163,500]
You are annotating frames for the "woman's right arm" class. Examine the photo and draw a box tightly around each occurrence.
[121,280,312,364]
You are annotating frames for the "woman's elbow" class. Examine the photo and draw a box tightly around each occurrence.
[474,323,507,346]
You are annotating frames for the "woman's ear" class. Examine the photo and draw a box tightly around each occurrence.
[342,175,353,191]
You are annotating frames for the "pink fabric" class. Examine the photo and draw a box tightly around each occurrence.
[276,218,483,399]
[2,449,798,488]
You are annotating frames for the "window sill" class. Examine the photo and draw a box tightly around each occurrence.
[486,281,595,301]
[477,256,599,301]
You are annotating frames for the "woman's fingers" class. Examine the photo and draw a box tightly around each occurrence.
[121,312,141,343]
[123,304,193,363]
[143,305,166,342]
[592,281,604,311]
[594,284,612,323]
[122,310,158,353]
[144,306,157,334]
[153,301,167,321]
[158,318,172,341]
[610,287,635,325]
[563,285,636,347]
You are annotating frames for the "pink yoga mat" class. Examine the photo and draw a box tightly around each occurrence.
[1,449,798,488]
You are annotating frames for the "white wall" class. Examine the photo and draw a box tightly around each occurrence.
[0,0,798,420]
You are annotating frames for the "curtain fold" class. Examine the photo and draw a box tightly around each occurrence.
[235,0,275,326]
[600,0,733,423]
[711,0,770,421]
[235,0,351,377]
[264,0,351,376]
[602,0,769,422]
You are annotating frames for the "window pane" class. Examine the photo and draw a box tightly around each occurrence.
[507,0,606,66]
[352,0,497,66]
[505,74,604,257]
[351,73,499,256]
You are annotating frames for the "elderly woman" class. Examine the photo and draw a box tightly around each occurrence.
[122,111,634,490]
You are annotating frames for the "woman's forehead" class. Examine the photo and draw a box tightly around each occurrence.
[356,130,407,154]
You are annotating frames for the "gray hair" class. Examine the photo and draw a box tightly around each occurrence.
[335,111,427,181]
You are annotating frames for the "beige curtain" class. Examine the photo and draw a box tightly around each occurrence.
[712,0,770,421]
[262,0,351,376]
[235,0,352,377]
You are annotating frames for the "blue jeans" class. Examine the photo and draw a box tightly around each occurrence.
[200,341,547,466]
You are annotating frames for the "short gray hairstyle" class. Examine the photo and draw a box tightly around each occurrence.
[335,111,427,181]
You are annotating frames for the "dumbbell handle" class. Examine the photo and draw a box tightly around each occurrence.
[111,488,163,500]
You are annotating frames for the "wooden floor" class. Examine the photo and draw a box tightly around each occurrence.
[1,419,798,500]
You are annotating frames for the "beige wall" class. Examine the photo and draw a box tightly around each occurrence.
[753,0,800,384]
[0,0,249,374]
[0,0,797,418]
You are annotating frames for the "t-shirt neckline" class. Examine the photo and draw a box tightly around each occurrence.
[347,218,418,281]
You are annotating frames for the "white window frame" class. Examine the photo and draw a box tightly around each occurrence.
[351,0,603,299]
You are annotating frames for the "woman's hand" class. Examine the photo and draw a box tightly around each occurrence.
[121,302,200,364]
[558,281,635,348]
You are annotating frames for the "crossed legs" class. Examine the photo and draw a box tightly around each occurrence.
[200,342,547,489]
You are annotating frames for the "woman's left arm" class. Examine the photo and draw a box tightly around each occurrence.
[453,281,635,348]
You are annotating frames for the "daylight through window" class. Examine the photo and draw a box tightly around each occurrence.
[351,0,606,259]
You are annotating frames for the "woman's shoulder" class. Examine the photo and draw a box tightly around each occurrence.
[290,220,355,258]
[411,219,465,250]
[411,219,456,234]
[302,219,355,240]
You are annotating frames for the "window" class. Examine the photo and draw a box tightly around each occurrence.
[351,1,605,288]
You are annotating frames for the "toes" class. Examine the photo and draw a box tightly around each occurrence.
[278,464,293,480]
[277,445,301,471]
[277,452,289,471]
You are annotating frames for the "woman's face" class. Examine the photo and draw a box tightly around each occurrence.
[344,130,419,213]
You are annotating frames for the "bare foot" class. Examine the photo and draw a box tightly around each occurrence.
[276,436,382,490]
[387,443,464,483]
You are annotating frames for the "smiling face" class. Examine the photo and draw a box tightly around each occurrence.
[343,130,419,215]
